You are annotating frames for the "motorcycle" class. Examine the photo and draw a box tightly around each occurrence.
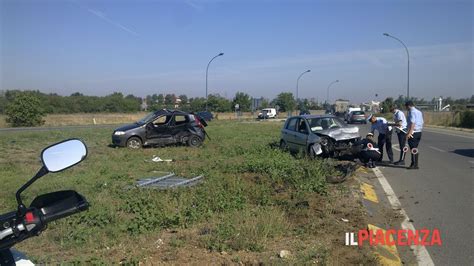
[0,139,90,265]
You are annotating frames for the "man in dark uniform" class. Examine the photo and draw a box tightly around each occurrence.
[390,106,408,165]
[353,133,382,168]
[405,101,424,169]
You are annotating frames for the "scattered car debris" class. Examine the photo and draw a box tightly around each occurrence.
[136,172,203,189]
[151,155,173,162]
[325,162,357,184]
[278,250,291,259]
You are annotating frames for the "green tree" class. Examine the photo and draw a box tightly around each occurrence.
[165,94,175,108]
[0,91,7,114]
[207,94,232,112]
[6,92,45,127]
[259,98,270,109]
[189,97,206,112]
[380,97,394,113]
[274,92,296,112]
[232,92,251,111]
[178,94,188,104]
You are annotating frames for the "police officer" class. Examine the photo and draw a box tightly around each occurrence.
[368,114,394,163]
[390,106,408,165]
[405,101,424,169]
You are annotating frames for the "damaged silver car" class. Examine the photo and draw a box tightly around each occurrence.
[280,115,360,158]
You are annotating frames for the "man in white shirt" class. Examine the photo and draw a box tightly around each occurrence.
[368,114,394,164]
[405,101,424,169]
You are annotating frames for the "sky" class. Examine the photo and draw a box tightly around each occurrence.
[1,0,473,103]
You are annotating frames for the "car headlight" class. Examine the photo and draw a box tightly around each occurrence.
[114,131,126,136]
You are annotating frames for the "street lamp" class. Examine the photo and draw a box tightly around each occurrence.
[326,79,339,104]
[296,69,311,102]
[383,33,410,99]
[206,52,224,111]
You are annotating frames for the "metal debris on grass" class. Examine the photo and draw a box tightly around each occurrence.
[137,172,203,189]
[149,155,173,162]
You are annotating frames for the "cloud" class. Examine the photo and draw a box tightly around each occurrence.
[232,42,472,72]
[185,0,204,11]
[87,8,139,36]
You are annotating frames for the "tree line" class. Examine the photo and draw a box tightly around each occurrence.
[0,90,320,115]
[1,89,471,127]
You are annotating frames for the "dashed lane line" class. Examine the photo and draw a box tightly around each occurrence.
[424,128,474,140]
[427,145,446,153]
[372,167,435,266]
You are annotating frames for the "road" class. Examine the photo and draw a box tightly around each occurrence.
[357,124,474,265]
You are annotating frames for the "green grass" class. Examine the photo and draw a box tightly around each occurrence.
[0,121,374,264]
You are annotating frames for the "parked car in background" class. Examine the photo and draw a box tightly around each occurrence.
[344,107,361,121]
[347,110,367,124]
[280,115,360,158]
[196,111,214,121]
[112,109,207,149]
[258,108,278,119]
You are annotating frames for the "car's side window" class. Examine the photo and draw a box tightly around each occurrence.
[286,118,297,131]
[153,115,172,126]
[297,119,308,134]
[174,115,188,125]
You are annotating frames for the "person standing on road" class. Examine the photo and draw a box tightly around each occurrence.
[405,101,424,170]
[390,106,408,165]
[368,114,394,163]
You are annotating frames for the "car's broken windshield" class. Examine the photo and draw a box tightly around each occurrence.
[307,118,341,132]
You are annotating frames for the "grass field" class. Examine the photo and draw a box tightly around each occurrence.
[0,121,375,264]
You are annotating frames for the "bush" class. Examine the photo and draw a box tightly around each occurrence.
[5,93,45,127]
[460,111,474,128]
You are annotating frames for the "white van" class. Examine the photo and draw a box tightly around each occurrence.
[258,108,277,119]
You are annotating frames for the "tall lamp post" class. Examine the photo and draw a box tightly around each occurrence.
[296,69,311,110]
[383,33,410,99]
[206,52,224,111]
[326,79,339,104]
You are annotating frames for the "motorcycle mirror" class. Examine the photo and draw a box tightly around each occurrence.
[41,139,88,173]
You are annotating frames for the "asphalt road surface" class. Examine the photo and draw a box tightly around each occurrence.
[357,124,474,265]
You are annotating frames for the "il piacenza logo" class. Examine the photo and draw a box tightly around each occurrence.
[345,229,442,246]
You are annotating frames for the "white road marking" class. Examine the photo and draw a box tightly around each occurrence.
[372,167,435,266]
[392,144,401,151]
[428,145,446,152]
[424,128,474,140]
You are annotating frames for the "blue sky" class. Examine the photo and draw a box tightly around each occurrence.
[1,0,472,103]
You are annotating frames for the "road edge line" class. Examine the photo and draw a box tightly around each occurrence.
[372,167,435,266]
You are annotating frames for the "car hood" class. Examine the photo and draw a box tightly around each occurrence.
[316,126,360,141]
[115,123,141,132]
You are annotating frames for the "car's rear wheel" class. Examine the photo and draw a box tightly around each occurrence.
[126,137,142,149]
[187,135,203,147]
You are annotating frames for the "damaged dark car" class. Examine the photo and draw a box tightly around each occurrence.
[280,114,360,158]
[112,109,208,149]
